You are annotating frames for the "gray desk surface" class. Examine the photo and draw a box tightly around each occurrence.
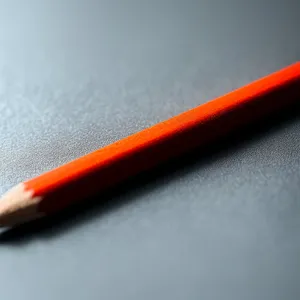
[0,1,299,299]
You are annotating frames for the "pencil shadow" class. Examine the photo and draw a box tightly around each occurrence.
[0,101,299,245]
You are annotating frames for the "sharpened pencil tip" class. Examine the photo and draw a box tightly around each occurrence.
[0,184,44,227]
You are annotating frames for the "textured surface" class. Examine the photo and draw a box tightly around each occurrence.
[0,1,300,299]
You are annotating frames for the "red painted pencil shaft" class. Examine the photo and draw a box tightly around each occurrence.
[36,62,300,213]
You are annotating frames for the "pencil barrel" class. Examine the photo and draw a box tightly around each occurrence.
[36,67,300,214]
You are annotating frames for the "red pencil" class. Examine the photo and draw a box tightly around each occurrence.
[1,62,300,227]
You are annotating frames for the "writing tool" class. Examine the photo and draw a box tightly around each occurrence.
[0,62,299,227]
